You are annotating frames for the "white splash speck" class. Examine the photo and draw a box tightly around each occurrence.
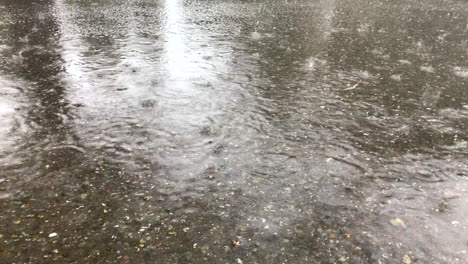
[420,65,435,73]
[306,57,327,70]
[390,74,402,81]
[454,67,468,78]
[251,32,262,41]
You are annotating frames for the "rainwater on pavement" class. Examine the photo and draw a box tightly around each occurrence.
[0,0,467,263]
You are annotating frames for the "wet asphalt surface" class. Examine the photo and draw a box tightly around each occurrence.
[0,0,467,263]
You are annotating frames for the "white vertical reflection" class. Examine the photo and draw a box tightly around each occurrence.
[164,0,191,80]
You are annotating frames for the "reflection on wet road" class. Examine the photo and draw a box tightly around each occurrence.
[0,0,467,263]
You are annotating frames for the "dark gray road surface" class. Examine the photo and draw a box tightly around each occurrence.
[1,0,467,263]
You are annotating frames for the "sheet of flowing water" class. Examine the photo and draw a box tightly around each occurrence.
[0,0,467,263]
